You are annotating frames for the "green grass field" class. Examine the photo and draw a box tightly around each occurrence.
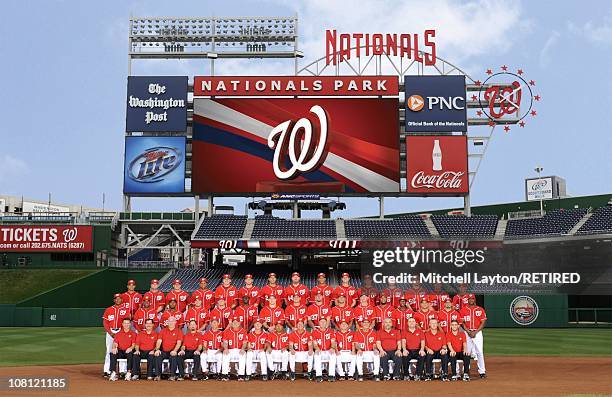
[0,327,610,367]
[0,269,97,304]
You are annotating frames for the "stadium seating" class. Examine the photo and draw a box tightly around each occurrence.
[251,216,336,239]
[576,206,612,235]
[193,215,247,239]
[505,209,587,238]
[344,216,430,239]
[431,215,498,239]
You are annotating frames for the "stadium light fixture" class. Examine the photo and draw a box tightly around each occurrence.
[535,166,545,216]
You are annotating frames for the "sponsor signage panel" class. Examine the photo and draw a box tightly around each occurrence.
[0,225,93,252]
[22,201,70,214]
[193,76,399,96]
[126,76,188,132]
[404,75,467,132]
[123,136,186,194]
[405,135,469,195]
[525,177,553,201]
[191,98,399,194]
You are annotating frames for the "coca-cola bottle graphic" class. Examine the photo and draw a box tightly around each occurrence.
[432,139,442,171]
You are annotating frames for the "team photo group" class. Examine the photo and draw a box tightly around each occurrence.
[103,272,487,383]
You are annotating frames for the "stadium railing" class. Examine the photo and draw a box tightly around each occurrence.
[108,259,178,269]
[568,307,612,326]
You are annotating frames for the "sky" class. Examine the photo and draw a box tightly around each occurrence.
[0,0,611,217]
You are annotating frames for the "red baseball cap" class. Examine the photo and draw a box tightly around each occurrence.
[337,291,346,297]
[268,272,277,277]
[151,279,159,284]
[113,293,121,299]
[254,318,263,323]
[222,274,231,279]
[143,296,151,302]
[245,274,253,279]
[199,277,208,283]
[341,272,350,278]
[466,293,476,299]
[173,279,181,285]
[127,279,136,286]
[292,272,300,277]
[317,273,326,278]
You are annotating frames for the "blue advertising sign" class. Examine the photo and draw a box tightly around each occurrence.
[404,75,467,132]
[123,136,186,194]
[126,76,188,132]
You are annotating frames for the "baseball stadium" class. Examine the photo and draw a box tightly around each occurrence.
[1,2,611,396]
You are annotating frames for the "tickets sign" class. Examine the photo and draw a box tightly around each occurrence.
[0,226,93,252]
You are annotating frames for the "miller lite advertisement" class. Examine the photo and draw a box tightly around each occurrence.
[123,136,186,194]
[125,76,188,132]
[0,225,93,252]
[405,135,469,195]
[191,98,399,194]
[405,75,467,132]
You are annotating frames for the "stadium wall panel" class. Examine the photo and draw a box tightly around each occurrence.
[13,307,42,326]
[0,304,15,326]
[43,308,104,327]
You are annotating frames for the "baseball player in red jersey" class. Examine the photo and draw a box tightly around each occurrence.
[237,274,261,306]
[401,317,426,380]
[377,318,402,380]
[266,322,291,379]
[166,279,190,313]
[209,298,233,330]
[427,283,451,311]
[233,295,258,331]
[221,318,248,381]
[159,299,185,329]
[259,295,285,331]
[288,319,313,381]
[306,291,332,329]
[154,316,183,381]
[285,294,308,331]
[260,272,285,305]
[102,293,130,375]
[437,300,462,334]
[184,296,209,332]
[310,273,334,305]
[413,299,439,331]
[424,318,449,381]
[178,320,204,380]
[331,294,354,329]
[190,277,215,310]
[312,318,337,382]
[405,282,427,312]
[201,318,223,379]
[214,274,238,309]
[246,318,269,381]
[381,281,404,308]
[452,284,473,311]
[352,295,376,328]
[108,318,136,381]
[358,274,380,305]
[121,279,142,315]
[333,272,358,307]
[335,320,356,380]
[392,297,415,331]
[133,297,158,332]
[353,318,380,381]
[447,319,470,381]
[374,294,395,330]
[143,279,165,314]
[133,319,158,380]
[460,295,487,378]
[284,272,309,306]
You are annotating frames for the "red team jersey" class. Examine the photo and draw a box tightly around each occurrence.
[453,294,474,311]
[165,290,190,312]
[260,284,285,304]
[334,285,358,307]
[183,332,204,350]
[284,284,309,305]
[184,306,209,330]
[259,305,285,326]
[114,329,137,350]
[248,331,269,350]
[413,309,438,330]
[381,287,404,308]
[460,305,487,331]
[392,308,416,331]
[437,309,462,333]
[331,305,354,327]
[285,304,308,328]
[288,330,311,351]
[267,331,290,350]
[120,291,142,314]
[335,330,355,351]
[102,305,130,333]
[222,327,248,349]
[446,330,467,353]
[233,304,258,330]
[190,288,215,310]
[358,286,380,305]
[135,330,158,351]
[158,327,183,351]
[375,304,395,327]
[202,329,223,350]
[427,293,451,311]
[143,290,165,311]
[310,285,334,305]
[214,285,238,307]
[378,328,401,351]
[402,328,425,350]
[209,306,233,329]
[133,307,159,331]
[160,309,185,328]
[312,328,335,350]
[424,330,447,351]
[237,285,261,306]
[306,304,332,326]
[353,305,376,325]
[405,290,427,311]
[354,329,378,351]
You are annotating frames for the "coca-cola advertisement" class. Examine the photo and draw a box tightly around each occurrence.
[0,225,93,252]
[405,135,469,195]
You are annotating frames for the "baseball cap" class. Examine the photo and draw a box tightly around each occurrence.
[169,298,177,302]
[143,296,151,302]
[113,293,121,299]
[268,272,277,277]
[199,277,208,283]
[173,279,181,285]
[317,273,326,278]
[127,279,136,286]
[399,297,407,301]
[341,272,350,278]
[361,318,371,322]
[151,279,159,284]
[292,272,300,277]
[337,291,346,297]
[254,318,263,324]
[222,274,230,279]
[245,274,253,279]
